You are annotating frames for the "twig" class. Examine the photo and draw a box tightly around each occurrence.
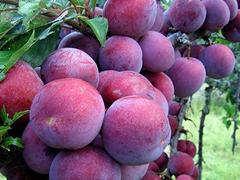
[232,73,240,154]
[170,97,189,155]
[0,0,18,6]
[198,85,213,180]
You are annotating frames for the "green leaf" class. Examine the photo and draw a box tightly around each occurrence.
[52,0,70,8]
[223,103,235,117]
[79,16,108,46]
[90,0,97,9]
[22,28,59,67]
[11,110,29,125]
[0,30,36,81]
[0,126,11,135]
[0,173,7,180]
[1,137,23,151]
[96,0,106,7]
[70,0,84,6]
[0,106,10,124]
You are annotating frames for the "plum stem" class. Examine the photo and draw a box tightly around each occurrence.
[232,73,240,154]
[198,85,213,180]
[170,97,189,155]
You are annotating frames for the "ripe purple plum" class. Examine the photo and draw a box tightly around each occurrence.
[223,0,238,20]
[168,0,206,33]
[99,36,143,72]
[102,96,171,165]
[168,152,195,176]
[142,171,162,180]
[175,49,182,59]
[199,44,235,79]
[183,45,206,59]
[97,70,118,92]
[100,71,152,104]
[154,152,169,172]
[139,31,175,72]
[49,147,121,180]
[191,166,199,180]
[94,7,103,17]
[103,0,157,38]
[168,115,179,137]
[121,164,149,180]
[177,140,197,158]
[168,57,206,97]
[30,78,105,149]
[202,0,230,31]
[41,48,99,88]
[222,10,240,42]
[92,134,104,148]
[150,2,164,31]
[22,124,57,174]
[58,32,100,61]
[177,174,194,180]
[148,162,160,172]
[160,11,172,35]
[169,101,181,116]
[144,72,174,102]
[0,61,43,123]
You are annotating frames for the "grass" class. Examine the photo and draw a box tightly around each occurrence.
[182,87,240,180]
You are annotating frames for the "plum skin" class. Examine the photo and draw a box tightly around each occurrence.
[199,44,235,79]
[41,48,99,88]
[168,0,207,33]
[0,61,43,124]
[22,124,57,174]
[103,0,157,38]
[99,36,143,72]
[121,164,149,180]
[102,95,171,165]
[49,147,121,180]
[139,31,175,72]
[168,57,206,97]
[168,152,195,176]
[30,78,105,150]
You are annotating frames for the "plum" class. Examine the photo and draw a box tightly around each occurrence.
[144,72,174,102]
[223,0,238,20]
[41,48,99,88]
[139,31,175,72]
[168,0,206,33]
[222,10,240,42]
[99,36,143,72]
[103,0,157,38]
[97,70,118,92]
[22,124,57,174]
[142,171,162,180]
[168,115,179,137]
[177,140,197,158]
[49,147,121,180]
[199,44,235,79]
[30,78,105,149]
[169,101,181,116]
[148,162,159,172]
[92,134,104,148]
[191,166,199,180]
[94,7,103,17]
[202,0,230,31]
[102,95,171,165]
[150,2,164,31]
[121,164,149,180]
[183,45,206,59]
[160,11,172,35]
[168,57,206,97]
[58,32,100,61]
[176,174,194,180]
[168,152,195,176]
[0,61,43,123]
[154,152,169,172]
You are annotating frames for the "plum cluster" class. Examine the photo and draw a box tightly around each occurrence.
[0,0,238,179]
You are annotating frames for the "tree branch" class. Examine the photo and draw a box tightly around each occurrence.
[232,74,240,154]
[0,0,18,6]
[170,97,189,155]
[198,85,213,180]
